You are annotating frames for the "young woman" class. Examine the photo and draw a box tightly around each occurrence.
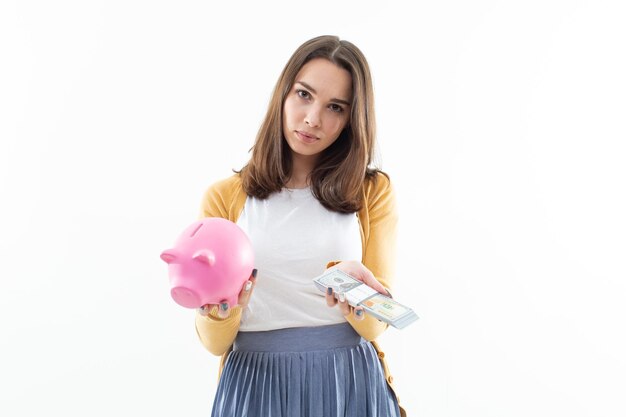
[194,35,405,417]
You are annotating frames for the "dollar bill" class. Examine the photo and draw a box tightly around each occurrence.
[313,269,418,329]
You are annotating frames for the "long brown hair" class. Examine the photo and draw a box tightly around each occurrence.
[237,35,383,213]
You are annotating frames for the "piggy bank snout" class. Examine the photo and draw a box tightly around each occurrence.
[171,286,201,308]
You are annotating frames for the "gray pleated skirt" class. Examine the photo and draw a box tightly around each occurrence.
[211,322,401,417]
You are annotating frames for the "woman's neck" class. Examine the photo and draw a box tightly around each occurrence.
[287,153,317,189]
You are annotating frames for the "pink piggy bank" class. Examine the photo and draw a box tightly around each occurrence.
[160,217,254,309]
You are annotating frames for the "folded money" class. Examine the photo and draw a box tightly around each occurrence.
[313,269,419,329]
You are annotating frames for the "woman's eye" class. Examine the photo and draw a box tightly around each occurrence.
[296,89,310,99]
[329,104,344,113]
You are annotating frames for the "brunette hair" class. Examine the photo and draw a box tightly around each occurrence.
[237,35,383,213]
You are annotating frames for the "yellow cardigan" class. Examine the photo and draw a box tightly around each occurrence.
[194,172,406,416]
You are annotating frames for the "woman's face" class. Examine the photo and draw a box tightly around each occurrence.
[282,58,352,163]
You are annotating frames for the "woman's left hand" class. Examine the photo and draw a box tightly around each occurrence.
[324,260,390,321]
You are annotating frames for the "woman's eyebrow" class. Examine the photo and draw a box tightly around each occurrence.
[296,81,351,106]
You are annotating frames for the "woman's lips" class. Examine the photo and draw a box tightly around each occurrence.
[295,130,318,144]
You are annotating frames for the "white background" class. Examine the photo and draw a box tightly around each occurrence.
[1,1,625,416]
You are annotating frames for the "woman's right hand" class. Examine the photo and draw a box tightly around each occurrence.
[197,268,258,319]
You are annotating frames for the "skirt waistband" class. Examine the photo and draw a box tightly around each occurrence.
[233,322,363,353]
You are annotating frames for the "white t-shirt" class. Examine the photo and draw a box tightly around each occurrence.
[236,186,362,332]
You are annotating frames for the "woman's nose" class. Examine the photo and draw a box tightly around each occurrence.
[304,106,321,128]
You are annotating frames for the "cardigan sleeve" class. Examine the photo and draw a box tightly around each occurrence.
[195,306,243,356]
[346,173,399,341]
[194,177,244,356]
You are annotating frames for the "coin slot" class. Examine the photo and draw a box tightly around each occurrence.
[190,223,203,238]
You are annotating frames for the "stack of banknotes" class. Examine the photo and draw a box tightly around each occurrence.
[313,269,419,329]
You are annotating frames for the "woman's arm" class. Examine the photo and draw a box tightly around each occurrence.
[193,178,246,356]
[331,173,399,341]
[195,307,243,356]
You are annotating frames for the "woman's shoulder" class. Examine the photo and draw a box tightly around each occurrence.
[361,170,397,217]
[200,173,245,206]
[363,170,393,197]
[199,173,246,220]
[204,173,243,195]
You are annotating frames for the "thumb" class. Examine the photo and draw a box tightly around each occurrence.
[361,270,389,295]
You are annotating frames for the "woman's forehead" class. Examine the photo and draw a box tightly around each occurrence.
[295,58,353,101]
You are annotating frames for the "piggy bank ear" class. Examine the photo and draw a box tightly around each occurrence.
[193,249,216,266]
[160,250,178,264]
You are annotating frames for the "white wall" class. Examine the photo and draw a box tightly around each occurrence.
[1,1,625,416]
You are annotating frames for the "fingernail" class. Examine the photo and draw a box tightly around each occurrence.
[252,268,258,278]
[221,302,228,311]
[356,309,363,317]
[339,292,346,302]
[244,281,252,292]
[327,287,333,295]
